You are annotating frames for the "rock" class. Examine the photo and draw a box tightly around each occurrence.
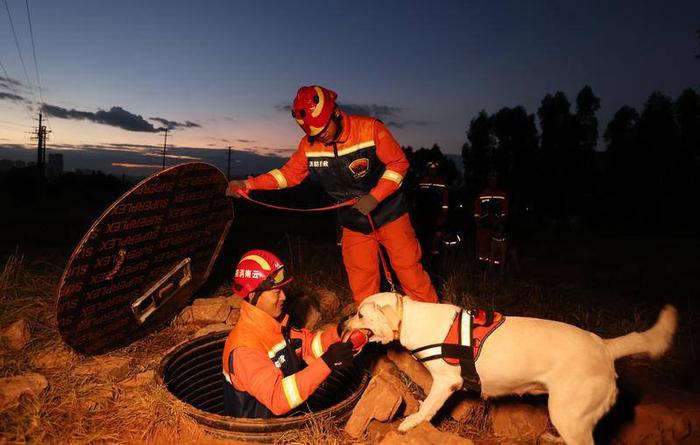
[119,370,156,389]
[380,421,474,445]
[194,323,231,338]
[367,419,402,442]
[372,356,419,415]
[316,288,341,316]
[345,374,403,438]
[31,346,73,370]
[191,297,231,324]
[74,355,131,380]
[1,319,31,350]
[0,373,48,412]
[491,401,549,439]
[303,305,322,330]
[447,392,484,422]
[387,348,432,393]
[224,308,240,326]
[616,402,692,444]
[175,306,194,325]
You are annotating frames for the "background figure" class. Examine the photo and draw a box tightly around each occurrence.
[414,160,450,261]
[474,173,509,266]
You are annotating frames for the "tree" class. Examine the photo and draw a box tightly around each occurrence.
[463,111,495,189]
[537,91,576,221]
[575,85,600,152]
[603,105,640,222]
[637,91,679,226]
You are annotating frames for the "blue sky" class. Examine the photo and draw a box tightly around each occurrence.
[1,0,698,175]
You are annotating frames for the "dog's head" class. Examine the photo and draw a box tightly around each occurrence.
[341,292,403,345]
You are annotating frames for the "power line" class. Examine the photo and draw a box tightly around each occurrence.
[24,0,42,102]
[3,0,38,108]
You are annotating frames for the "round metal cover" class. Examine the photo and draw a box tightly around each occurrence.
[57,162,233,355]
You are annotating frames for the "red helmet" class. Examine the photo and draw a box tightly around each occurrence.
[291,85,338,136]
[232,250,292,299]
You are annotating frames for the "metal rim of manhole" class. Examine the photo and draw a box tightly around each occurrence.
[158,331,369,442]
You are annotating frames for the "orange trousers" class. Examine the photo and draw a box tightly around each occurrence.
[476,227,492,262]
[341,213,438,305]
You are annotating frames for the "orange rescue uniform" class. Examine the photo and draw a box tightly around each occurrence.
[222,301,340,417]
[245,112,437,304]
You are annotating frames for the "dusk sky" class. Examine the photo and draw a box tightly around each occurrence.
[1,0,698,175]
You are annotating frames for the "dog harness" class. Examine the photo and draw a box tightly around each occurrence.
[410,308,504,392]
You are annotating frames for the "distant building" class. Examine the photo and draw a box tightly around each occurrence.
[75,168,104,176]
[47,153,64,179]
[0,159,27,172]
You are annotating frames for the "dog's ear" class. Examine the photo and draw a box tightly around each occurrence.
[379,304,399,330]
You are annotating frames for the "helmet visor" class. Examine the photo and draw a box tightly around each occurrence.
[257,266,292,292]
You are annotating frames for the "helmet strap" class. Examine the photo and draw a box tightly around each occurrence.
[249,291,261,307]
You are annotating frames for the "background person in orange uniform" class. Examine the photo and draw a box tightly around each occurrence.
[474,173,509,265]
[227,85,438,305]
[221,249,354,418]
[414,159,450,259]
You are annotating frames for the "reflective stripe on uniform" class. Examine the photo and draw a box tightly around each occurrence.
[268,169,288,189]
[311,332,324,358]
[480,195,505,201]
[381,169,403,185]
[281,374,303,408]
[267,340,287,358]
[306,140,375,158]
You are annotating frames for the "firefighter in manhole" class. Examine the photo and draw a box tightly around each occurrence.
[222,249,363,418]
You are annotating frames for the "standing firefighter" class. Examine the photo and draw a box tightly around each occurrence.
[474,173,509,265]
[414,160,450,258]
[222,250,354,418]
[227,85,438,305]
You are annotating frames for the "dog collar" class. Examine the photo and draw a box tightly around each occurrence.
[393,293,404,341]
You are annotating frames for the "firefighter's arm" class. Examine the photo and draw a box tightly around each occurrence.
[290,326,341,363]
[368,120,409,203]
[232,346,331,416]
[501,193,509,218]
[474,197,482,221]
[245,144,309,191]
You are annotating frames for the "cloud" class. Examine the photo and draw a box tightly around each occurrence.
[0,75,24,90]
[40,104,201,133]
[149,117,201,130]
[0,92,27,103]
[237,138,255,143]
[385,120,429,129]
[112,162,162,169]
[42,104,165,132]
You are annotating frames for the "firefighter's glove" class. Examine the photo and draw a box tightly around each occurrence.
[226,180,249,198]
[352,194,378,216]
[321,341,354,370]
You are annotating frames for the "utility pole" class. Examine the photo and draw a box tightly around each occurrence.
[161,128,169,169]
[30,111,50,177]
[227,146,231,179]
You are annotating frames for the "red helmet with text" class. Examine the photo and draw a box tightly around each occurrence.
[232,250,292,299]
[291,85,338,136]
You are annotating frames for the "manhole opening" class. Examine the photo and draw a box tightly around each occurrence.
[159,331,369,441]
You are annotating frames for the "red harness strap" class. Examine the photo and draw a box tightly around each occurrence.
[410,308,505,392]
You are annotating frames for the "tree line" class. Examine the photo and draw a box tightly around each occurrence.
[405,86,700,235]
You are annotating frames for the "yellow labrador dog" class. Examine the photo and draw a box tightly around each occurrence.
[342,292,677,445]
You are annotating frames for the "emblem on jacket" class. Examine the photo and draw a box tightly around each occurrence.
[348,158,369,179]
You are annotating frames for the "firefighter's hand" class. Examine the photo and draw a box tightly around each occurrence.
[321,341,354,370]
[352,195,378,216]
[226,180,249,198]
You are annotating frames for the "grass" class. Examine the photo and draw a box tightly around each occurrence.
[1,229,698,444]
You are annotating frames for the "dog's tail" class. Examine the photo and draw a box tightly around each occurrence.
[604,305,678,360]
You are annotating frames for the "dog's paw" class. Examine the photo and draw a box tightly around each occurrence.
[398,414,423,432]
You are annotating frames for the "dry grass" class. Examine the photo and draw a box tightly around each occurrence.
[1,235,697,444]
